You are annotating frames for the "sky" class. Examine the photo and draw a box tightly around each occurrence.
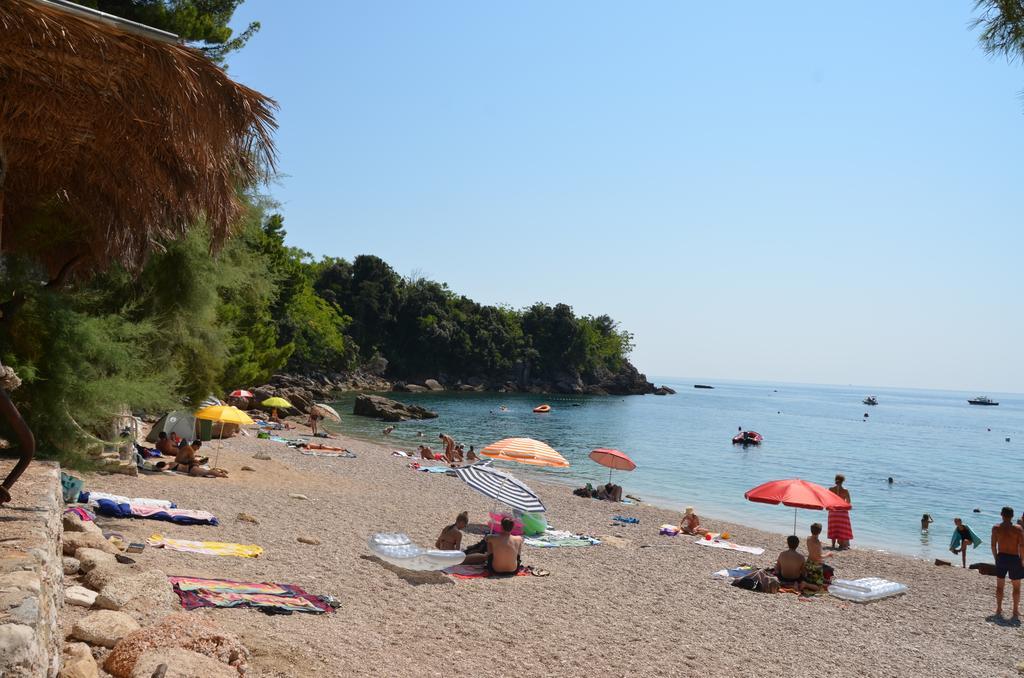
[225,2,1024,392]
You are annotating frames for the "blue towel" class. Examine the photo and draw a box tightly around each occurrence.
[950,525,982,551]
[612,515,639,524]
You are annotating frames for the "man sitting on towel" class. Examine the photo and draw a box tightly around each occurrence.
[155,431,176,457]
[775,535,806,590]
[463,516,523,574]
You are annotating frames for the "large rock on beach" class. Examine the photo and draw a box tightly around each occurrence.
[82,564,123,592]
[353,394,438,422]
[95,570,176,622]
[129,648,239,678]
[60,642,99,678]
[71,610,141,648]
[103,613,248,678]
[75,548,116,573]
[652,385,676,395]
[424,378,444,391]
[63,512,102,535]
[65,585,98,608]
[64,532,119,556]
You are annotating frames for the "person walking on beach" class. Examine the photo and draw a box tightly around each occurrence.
[950,517,982,568]
[827,474,853,550]
[307,410,321,436]
[991,506,1024,621]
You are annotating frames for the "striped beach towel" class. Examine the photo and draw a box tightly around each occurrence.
[168,576,332,613]
[827,508,854,541]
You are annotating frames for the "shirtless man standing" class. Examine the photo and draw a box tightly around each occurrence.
[436,512,468,550]
[991,506,1024,621]
[439,433,456,463]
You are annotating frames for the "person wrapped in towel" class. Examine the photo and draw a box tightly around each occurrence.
[827,474,853,549]
[950,517,983,568]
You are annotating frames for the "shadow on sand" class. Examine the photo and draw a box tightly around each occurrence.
[360,555,453,587]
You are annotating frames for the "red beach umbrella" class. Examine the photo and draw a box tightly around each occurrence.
[744,478,850,535]
[229,389,254,399]
[589,448,636,484]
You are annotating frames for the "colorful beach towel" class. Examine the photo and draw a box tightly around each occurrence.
[612,515,639,524]
[695,538,765,555]
[443,564,533,579]
[79,491,175,509]
[301,450,356,458]
[148,534,263,558]
[168,576,332,614]
[94,499,218,526]
[64,506,95,522]
[524,530,601,548]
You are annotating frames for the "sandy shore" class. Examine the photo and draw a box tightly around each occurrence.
[55,424,1024,677]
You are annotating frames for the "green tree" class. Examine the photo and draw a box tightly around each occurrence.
[973,1,1024,61]
[85,0,259,61]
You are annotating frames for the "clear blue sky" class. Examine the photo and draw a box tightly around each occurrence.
[226,2,1024,392]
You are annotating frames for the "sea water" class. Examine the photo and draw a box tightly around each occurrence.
[329,380,1024,562]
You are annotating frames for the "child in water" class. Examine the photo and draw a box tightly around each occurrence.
[921,513,933,531]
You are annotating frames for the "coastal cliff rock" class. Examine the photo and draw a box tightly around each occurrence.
[353,395,438,422]
[653,385,677,395]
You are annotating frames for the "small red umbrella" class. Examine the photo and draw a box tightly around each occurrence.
[589,448,637,483]
[229,389,254,399]
[745,478,850,535]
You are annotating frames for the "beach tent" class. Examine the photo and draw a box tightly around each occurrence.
[146,411,198,443]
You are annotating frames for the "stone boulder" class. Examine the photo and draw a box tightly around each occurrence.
[352,394,438,422]
[62,513,102,535]
[63,532,119,556]
[95,570,176,623]
[130,648,239,678]
[63,557,81,575]
[71,610,141,648]
[405,384,429,392]
[104,613,248,678]
[82,564,125,592]
[75,548,117,573]
[65,586,98,608]
[652,385,677,396]
[424,378,444,391]
[59,642,99,678]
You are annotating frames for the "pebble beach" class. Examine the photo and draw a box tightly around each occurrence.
[54,424,1024,678]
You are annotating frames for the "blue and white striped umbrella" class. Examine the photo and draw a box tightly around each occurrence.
[454,464,546,513]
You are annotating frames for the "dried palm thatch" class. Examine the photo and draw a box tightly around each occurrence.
[0,0,277,273]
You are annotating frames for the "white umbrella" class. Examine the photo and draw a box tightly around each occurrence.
[310,403,341,422]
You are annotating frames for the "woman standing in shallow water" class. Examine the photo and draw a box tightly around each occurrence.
[827,474,853,549]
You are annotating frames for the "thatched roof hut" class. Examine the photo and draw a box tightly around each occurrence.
[0,0,277,273]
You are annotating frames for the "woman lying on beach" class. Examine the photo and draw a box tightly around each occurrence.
[679,507,709,535]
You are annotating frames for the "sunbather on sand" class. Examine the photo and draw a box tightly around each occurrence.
[173,441,228,478]
[597,483,623,502]
[679,507,709,535]
[776,535,805,591]
[436,511,468,550]
[463,517,523,574]
[418,445,437,460]
[466,445,478,462]
[802,523,832,592]
[155,431,176,457]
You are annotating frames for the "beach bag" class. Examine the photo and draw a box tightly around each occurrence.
[732,568,780,594]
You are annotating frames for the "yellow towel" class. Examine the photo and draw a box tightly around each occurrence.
[147,533,263,558]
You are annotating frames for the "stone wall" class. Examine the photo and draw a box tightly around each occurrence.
[0,461,63,677]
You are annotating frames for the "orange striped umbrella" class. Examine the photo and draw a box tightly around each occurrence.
[480,437,570,468]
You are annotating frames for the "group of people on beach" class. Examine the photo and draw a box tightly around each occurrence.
[150,431,228,478]
[435,511,523,575]
[773,523,834,592]
[417,433,478,464]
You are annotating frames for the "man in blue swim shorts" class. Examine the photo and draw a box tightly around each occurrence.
[991,506,1024,621]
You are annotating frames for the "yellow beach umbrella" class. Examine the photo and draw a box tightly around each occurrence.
[261,397,292,409]
[480,437,570,468]
[194,405,254,426]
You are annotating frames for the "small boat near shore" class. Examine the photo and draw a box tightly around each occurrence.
[533,404,551,413]
[694,384,714,389]
[732,431,763,446]
[967,396,999,406]
[863,396,878,406]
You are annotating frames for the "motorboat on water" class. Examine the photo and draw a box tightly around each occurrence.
[967,396,999,406]
[863,396,878,406]
[732,430,763,445]
[533,404,551,413]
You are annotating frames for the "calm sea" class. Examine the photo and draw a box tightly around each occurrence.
[329,380,1024,562]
